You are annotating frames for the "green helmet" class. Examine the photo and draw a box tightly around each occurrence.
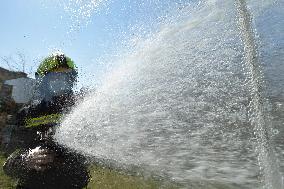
[36,53,77,76]
[35,53,78,101]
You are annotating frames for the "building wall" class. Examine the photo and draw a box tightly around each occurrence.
[0,67,29,152]
[0,67,27,105]
[5,78,36,104]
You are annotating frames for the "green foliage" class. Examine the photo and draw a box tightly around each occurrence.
[87,165,180,189]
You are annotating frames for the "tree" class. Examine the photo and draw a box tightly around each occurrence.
[0,51,37,75]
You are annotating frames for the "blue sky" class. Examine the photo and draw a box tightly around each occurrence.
[0,0,187,87]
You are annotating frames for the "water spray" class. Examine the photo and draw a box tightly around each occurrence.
[235,0,283,188]
[55,1,283,188]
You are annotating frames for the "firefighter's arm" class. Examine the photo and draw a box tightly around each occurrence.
[3,149,28,178]
[3,147,56,177]
[25,147,55,171]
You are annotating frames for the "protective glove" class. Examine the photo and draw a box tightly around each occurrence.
[25,147,55,171]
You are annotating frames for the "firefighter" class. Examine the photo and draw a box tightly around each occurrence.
[3,52,89,189]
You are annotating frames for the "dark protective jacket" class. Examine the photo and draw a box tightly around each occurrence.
[3,93,90,189]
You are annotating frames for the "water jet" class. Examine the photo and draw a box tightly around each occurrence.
[55,0,284,188]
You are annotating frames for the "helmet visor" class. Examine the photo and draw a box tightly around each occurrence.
[38,71,76,99]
